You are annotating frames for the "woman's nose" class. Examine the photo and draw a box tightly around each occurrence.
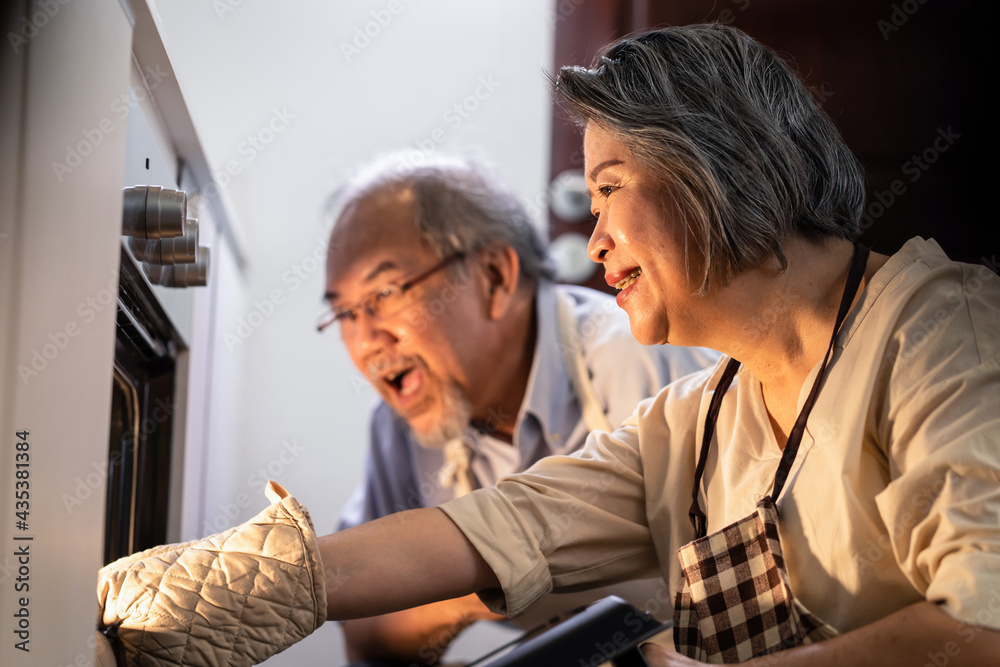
[587,214,613,263]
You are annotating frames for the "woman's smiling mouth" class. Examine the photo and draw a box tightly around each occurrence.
[615,267,642,290]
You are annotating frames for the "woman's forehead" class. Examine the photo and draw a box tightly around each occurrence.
[583,125,630,176]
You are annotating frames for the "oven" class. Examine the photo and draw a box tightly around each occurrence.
[0,2,246,664]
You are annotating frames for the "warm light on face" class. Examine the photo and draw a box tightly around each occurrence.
[317,253,466,337]
[582,123,706,347]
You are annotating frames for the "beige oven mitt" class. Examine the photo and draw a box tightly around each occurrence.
[96,481,327,666]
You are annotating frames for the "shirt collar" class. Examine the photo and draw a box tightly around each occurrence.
[510,281,580,459]
[840,236,942,350]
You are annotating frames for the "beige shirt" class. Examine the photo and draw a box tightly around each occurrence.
[442,237,1000,634]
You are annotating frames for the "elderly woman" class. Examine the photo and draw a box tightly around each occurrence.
[99,24,998,666]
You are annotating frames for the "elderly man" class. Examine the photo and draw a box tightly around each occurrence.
[320,153,716,664]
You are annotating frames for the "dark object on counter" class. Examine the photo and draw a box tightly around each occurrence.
[481,595,669,667]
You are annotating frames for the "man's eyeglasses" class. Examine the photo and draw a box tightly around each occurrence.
[317,252,466,336]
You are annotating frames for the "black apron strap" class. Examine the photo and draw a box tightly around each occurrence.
[687,243,870,537]
[771,242,869,500]
[689,357,741,539]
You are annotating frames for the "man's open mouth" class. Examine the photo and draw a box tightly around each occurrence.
[380,366,421,398]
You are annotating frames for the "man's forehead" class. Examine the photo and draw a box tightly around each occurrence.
[330,188,416,250]
[325,199,435,301]
[332,187,416,237]
[324,249,413,302]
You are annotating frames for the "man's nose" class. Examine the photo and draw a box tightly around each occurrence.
[348,310,398,357]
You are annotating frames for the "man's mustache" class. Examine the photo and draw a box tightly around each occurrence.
[366,354,421,380]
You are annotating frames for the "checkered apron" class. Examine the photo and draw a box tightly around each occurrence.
[672,244,869,663]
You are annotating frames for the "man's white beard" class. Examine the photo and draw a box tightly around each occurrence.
[408,380,472,449]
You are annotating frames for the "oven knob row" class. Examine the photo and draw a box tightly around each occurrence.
[122,185,210,287]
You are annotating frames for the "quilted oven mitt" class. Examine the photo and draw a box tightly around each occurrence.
[97,481,327,666]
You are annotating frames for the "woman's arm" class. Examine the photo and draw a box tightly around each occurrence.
[642,601,1000,666]
[318,506,500,621]
[341,595,505,664]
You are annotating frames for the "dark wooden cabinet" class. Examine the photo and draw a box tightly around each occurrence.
[548,0,991,293]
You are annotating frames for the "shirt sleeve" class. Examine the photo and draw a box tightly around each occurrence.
[336,402,422,531]
[440,411,663,617]
[874,258,1000,629]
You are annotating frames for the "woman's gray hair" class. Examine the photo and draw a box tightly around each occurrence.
[327,152,553,284]
[556,23,865,293]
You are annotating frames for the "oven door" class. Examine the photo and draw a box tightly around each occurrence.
[103,248,178,563]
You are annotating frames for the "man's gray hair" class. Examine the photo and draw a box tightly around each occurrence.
[327,153,553,284]
[556,23,865,294]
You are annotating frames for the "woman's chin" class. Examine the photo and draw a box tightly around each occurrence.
[627,318,667,346]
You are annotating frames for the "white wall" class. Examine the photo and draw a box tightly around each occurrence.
[149,2,556,663]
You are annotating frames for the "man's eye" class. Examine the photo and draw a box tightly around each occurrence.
[333,309,355,322]
[373,285,402,306]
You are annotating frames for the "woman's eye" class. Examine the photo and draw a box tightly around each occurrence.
[598,185,616,198]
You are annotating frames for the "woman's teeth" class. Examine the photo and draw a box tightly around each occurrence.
[615,268,642,291]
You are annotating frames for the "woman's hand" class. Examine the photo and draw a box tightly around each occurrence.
[342,594,505,664]
[640,642,703,666]
[640,603,1000,666]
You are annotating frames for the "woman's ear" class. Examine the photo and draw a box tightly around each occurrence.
[477,244,521,320]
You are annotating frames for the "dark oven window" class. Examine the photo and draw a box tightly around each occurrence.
[104,248,178,565]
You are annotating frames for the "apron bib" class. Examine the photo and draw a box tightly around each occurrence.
[673,243,869,663]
